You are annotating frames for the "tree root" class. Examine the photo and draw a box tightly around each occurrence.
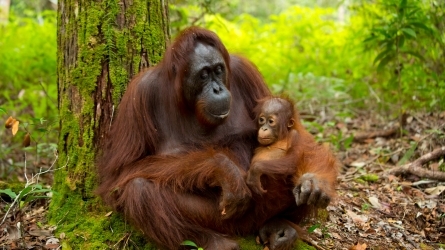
[387,146,445,180]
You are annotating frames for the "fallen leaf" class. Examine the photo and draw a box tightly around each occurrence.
[349,242,367,250]
[346,209,368,224]
[424,186,445,196]
[105,211,113,217]
[29,229,52,237]
[46,237,59,244]
[45,244,60,249]
[416,200,437,209]
[6,224,21,240]
[331,232,343,240]
[369,196,382,210]
[350,161,366,168]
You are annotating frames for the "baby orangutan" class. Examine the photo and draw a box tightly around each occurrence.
[246,97,338,249]
[246,97,299,194]
[247,96,336,210]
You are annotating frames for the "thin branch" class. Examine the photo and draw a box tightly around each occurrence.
[354,126,399,142]
[387,146,445,180]
[0,154,68,226]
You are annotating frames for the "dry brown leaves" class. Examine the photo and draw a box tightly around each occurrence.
[303,110,445,249]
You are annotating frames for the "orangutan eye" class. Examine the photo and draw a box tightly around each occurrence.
[268,119,275,126]
[259,117,266,124]
[215,65,223,75]
[200,70,209,80]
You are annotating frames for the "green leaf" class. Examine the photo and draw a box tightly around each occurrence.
[407,22,432,33]
[17,186,34,200]
[360,174,379,182]
[363,35,377,44]
[181,240,198,248]
[343,135,354,150]
[400,0,407,8]
[398,142,417,165]
[374,49,393,65]
[308,223,321,233]
[397,35,405,48]
[0,107,5,114]
[377,53,395,72]
[0,189,17,199]
[24,195,50,204]
[401,28,416,38]
[401,50,425,61]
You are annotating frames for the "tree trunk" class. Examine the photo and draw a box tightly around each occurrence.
[50,0,169,248]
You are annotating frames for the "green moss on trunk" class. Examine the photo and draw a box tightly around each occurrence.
[51,0,168,248]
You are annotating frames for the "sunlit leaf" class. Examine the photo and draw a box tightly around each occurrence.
[5,116,15,129]
[181,240,198,247]
[424,186,445,196]
[12,120,20,136]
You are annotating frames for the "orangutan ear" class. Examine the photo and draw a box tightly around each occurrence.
[287,118,295,128]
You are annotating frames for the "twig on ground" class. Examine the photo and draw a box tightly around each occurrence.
[386,146,445,180]
[354,126,400,142]
[0,154,68,226]
[302,237,328,250]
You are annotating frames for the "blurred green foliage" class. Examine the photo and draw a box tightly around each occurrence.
[171,0,445,112]
[0,10,58,179]
[0,10,57,119]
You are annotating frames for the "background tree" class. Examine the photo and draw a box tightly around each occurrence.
[49,0,169,248]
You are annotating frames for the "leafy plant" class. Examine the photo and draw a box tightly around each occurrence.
[360,0,444,111]
[0,184,52,209]
[181,240,204,250]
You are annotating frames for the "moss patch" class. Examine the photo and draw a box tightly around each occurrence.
[51,0,168,248]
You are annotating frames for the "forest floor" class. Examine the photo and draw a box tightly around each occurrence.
[0,109,445,250]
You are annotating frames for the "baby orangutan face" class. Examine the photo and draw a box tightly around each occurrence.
[257,98,294,146]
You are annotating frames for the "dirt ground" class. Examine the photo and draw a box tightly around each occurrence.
[303,110,445,250]
[1,110,445,250]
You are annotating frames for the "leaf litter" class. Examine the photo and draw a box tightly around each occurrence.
[302,110,445,250]
[1,110,445,249]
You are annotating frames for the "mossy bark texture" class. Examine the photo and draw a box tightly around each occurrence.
[51,0,169,248]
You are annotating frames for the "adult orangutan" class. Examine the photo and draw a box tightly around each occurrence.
[96,27,338,250]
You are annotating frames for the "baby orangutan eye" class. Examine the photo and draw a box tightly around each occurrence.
[259,117,266,125]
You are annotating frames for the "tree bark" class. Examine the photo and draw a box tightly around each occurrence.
[50,0,169,248]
